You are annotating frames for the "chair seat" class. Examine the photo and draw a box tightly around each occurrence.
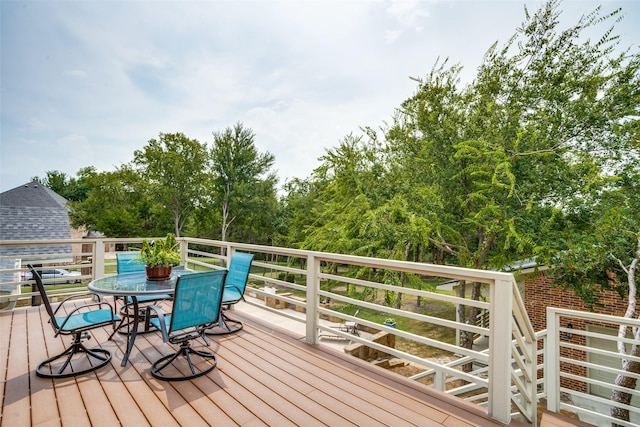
[149,316,169,331]
[111,294,174,338]
[222,288,243,304]
[55,309,120,332]
[149,313,215,332]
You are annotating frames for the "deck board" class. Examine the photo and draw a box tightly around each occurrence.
[539,411,594,427]
[2,302,532,427]
[4,309,31,427]
[240,323,453,425]
[26,307,60,427]
[0,301,10,422]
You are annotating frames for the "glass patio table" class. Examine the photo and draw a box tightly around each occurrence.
[88,267,192,366]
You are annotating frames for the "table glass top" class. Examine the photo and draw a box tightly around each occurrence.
[88,267,192,295]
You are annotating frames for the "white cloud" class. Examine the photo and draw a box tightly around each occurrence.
[64,69,87,78]
[385,29,404,44]
[386,0,431,28]
[27,117,51,132]
[1,0,639,193]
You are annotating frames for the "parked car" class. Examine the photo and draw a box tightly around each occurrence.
[21,268,82,284]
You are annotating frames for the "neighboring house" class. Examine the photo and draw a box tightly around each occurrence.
[0,181,74,258]
[517,267,638,405]
[0,182,75,307]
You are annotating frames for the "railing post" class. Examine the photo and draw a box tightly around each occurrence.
[488,277,513,424]
[545,307,559,413]
[178,239,188,267]
[94,239,105,279]
[305,254,319,344]
[434,370,445,390]
[31,263,42,306]
[225,243,232,267]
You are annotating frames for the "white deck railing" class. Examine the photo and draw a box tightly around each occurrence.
[13,237,639,425]
[545,308,640,427]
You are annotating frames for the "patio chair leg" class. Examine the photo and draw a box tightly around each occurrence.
[36,333,112,379]
[150,343,217,381]
[205,312,243,336]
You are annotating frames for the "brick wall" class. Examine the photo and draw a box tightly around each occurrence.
[523,271,630,393]
[523,270,629,331]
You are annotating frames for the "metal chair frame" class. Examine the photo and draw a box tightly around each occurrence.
[28,264,119,378]
[206,251,254,336]
[146,270,227,381]
[110,252,172,338]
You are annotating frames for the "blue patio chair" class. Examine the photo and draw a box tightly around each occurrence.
[116,253,173,305]
[116,251,145,273]
[206,251,254,336]
[145,270,227,381]
[28,264,120,378]
[111,252,172,337]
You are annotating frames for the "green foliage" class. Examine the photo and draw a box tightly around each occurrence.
[137,233,182,267]
[275,178,319,248]
[544,164,640,309]
[133,132,209,237]
[286,0,639,318]
[204,122,278,244]
[32,169,90,202]
[299,134,394,257]
[69,166,171,237]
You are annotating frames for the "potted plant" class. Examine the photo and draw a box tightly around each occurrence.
[137,233,182,280]
[383,318,396,328]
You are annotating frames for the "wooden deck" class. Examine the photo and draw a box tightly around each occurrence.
[1,301,532,427]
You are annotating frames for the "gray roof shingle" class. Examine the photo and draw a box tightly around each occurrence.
[0,182,72,258]
[0,181,68,209]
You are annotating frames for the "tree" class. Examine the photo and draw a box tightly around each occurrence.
[611,238,639,425]
[382,0,639,357]
[133,132,209,237]
[546,163,640,424]
[301,134,388,255]
[207,122,277,243]
[69,166,169,237]
[276,177,318,249]
[32,169,89,202]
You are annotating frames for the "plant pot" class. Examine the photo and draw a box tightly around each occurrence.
[383,321,396,328]
[145,265,172,281]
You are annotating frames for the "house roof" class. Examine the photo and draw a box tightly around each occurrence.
[0,182,72,260]
[0,181,68,209]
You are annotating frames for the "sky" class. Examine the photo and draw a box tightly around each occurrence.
[1,0,639,193]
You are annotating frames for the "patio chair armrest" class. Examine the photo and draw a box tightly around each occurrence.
[52,292,103,316]
[145,305,169,341]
